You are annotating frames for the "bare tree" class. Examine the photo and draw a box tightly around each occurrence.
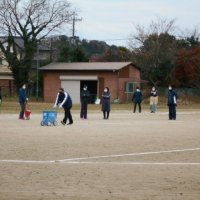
[129,16,176,49]
[128,17,178,86]
[0,0,74,90]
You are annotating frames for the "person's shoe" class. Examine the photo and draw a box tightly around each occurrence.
[61,121,66,125]
[19,117,25,120]
[67,122,73,125]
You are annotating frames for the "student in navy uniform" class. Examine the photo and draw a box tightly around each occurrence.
[102,87,111,119]
[167,85,177,120]
[18,83,28,119]
[132,86,143,113]
[54,88,73,125]
[80,85,90,119]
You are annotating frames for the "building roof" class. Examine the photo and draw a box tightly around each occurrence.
[0,36,51,51]
[0,66,12,74]
[40,62,134,71]
[0,66,13,80]
[0,36,24,50]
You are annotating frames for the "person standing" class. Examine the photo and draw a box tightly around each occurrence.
[150,86,158,113]
[132,86,143,113]
[167,85,177,120]
[18,83,28,119]
[80,85,90,119]
[54,88,73,125]
[102,87,111,119]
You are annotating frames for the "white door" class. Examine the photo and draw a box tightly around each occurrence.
[61,80,80,104]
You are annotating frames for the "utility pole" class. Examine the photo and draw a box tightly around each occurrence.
[36,41,40,101]
[71,12,82,46]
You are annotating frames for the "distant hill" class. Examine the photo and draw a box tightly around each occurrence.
[46,35,131,62]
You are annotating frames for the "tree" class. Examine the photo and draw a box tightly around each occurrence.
[70,47,89,62]
[58,45,71,62]
[0,0,74,90]
[129,17,179,86]
[100,46,132,62]
[58,44,89,62]
[174,46,200,88]
[131,33,179,86]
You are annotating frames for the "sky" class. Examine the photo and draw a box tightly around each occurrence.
[66,0,200,47]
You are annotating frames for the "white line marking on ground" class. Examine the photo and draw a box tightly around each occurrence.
[58,147,200,163]
[0,160,56,164]
[62,161,200,166]
[0,147,200,164]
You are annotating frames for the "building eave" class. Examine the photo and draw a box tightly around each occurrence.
[40,62,135,71]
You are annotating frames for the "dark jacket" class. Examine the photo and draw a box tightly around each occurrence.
[168,89,177,105]
[102,91,110,112]
[80,90,90,104]
[56,92,72,109]
[132,90,143,103]
[150,90,158,97]
[18,88,27,103]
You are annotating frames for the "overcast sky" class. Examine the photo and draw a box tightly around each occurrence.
[67,0,200,47]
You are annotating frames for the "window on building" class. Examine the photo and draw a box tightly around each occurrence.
[125,82,140,93]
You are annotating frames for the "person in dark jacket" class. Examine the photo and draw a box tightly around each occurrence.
[132,86,143,113]
[18,83,28,119]
[102,87,111,119]
[167,85,177,120]
[54,88,73,125]
[80,85,90,119]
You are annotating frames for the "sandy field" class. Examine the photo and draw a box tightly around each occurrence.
[0,108,200,200]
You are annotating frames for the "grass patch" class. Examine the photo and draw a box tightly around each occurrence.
[0,97,200,114]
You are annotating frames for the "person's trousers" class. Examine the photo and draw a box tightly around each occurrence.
[103,111,110,119]
[150,96,158,112]
[19,102,25,119]
[80,103,88,119]
[134,103,141,113]
[150,104,157,113]
[63,107,73,124]
[168,105,176,120]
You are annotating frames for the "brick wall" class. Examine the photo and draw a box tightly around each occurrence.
[129,66,141,80]
[42,64,141,103]
[43,70,119,102]
[0,79,15,96]
[43,72,61,102]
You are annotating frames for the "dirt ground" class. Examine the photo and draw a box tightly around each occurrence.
[0,108,200,200]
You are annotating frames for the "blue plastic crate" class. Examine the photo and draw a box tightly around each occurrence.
[41,110,57,126]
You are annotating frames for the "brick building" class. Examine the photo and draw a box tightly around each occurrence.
[0,36,53,96]
[40,62,141,104]
[0,67,15,96]
[0,49,15,96]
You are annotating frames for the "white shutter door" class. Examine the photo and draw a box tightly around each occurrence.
[61,80,80,104]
